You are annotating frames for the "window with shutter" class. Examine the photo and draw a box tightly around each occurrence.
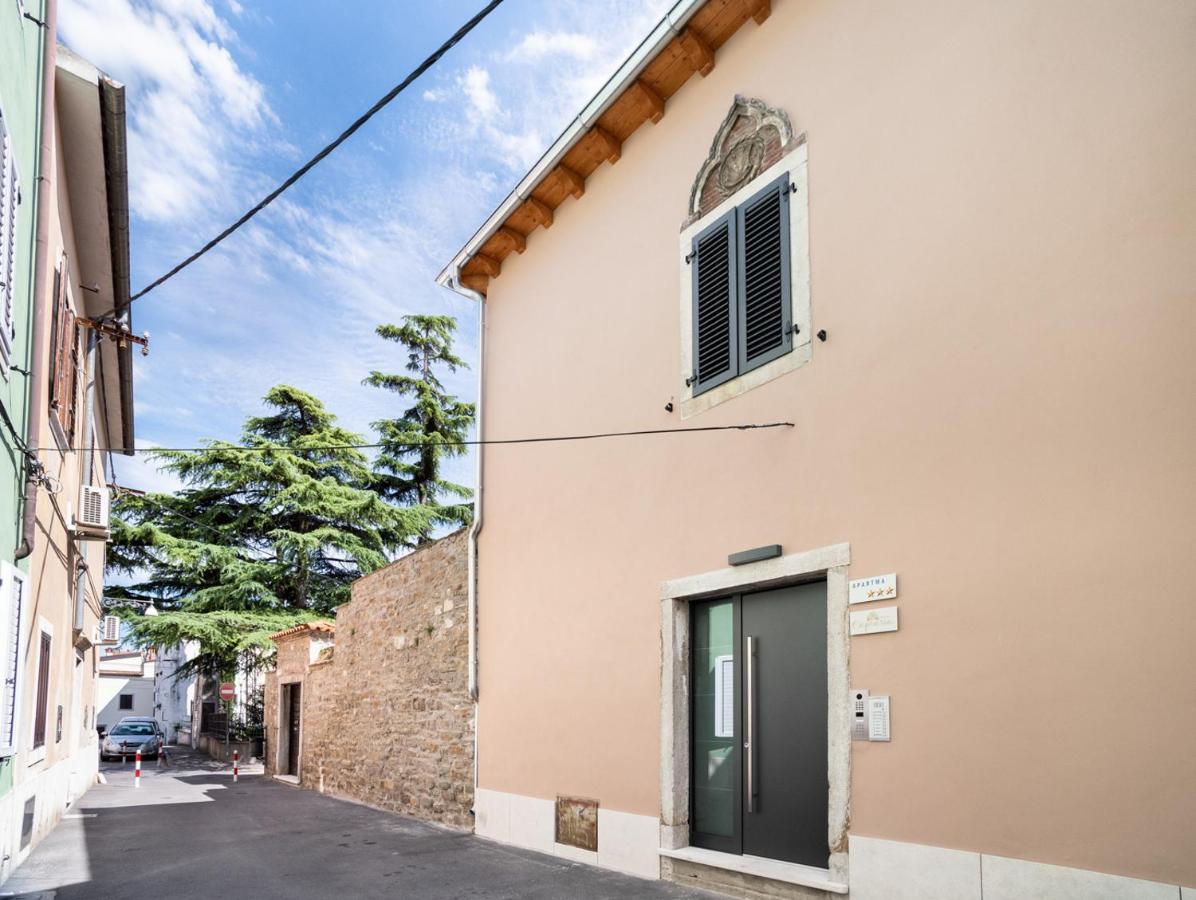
[688,174,793,398]
[0,108,19,380]
[0,563,27,758]
[33,631,51,749]
[679,144,810,417]
[690,209,738,395]
[48,260,81,442]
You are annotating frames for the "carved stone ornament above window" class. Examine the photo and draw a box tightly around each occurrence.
[685,96,803,226]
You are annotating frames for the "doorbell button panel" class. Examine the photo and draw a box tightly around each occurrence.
[868,695,891,742]
[850,689,870,741]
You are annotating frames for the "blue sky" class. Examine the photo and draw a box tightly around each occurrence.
[57,0,672,495]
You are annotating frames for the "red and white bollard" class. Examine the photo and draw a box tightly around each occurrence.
[233,750,239,783]
[134,749,141,788]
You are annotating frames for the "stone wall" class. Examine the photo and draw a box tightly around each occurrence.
[265,529,473,829]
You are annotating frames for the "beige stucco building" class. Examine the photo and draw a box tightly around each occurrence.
[0,42,135,880]
[439,0,1196,896]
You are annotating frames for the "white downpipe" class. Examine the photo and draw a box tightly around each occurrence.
[457,276,486,797]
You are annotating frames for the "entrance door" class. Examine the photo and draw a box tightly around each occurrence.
[691,582,828,867]
[285,683,301,776]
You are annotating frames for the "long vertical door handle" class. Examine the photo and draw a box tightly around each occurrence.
[745,635,756,813]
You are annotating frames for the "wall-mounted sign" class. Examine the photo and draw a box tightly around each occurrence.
[849,573,897,605]
[850,606,899,636]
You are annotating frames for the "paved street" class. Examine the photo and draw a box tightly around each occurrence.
[5,750,712,899]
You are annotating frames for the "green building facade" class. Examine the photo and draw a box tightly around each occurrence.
[0,0,49,796]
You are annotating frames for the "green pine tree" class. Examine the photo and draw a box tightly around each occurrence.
[364,315,475,543]
[107,385,430,678]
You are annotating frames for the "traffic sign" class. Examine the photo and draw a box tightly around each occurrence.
[219,682,235,701]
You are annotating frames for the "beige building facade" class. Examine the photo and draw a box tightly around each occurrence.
[0,44,135,880]
[439,0,1196,896]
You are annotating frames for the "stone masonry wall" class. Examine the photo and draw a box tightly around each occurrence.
[266,529,473,829]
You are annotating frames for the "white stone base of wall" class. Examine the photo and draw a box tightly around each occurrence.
[849,836,1193,900]
[473,787,660,880]
[0,744,99,885]
[474,795,1195,897]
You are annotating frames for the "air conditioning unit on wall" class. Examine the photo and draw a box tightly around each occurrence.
[74,485,110,539]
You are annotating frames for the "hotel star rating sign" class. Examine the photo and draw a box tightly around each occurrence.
[849,573,897,605]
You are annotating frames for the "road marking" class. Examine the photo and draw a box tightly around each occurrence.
[64,814,97,819]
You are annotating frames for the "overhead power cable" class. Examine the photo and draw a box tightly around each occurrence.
[122,0,507,307]
[45,422,795,456]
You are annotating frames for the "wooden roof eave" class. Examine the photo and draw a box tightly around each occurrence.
[438,0,773,299]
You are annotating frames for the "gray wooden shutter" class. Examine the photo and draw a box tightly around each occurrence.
[0,111,18,380]
[736,173,792,373]
[690,208,738,395]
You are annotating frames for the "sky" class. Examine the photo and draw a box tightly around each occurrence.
[56,0,674,497]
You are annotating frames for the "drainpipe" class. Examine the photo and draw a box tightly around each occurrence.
[72,329,98,632]
[15,0,58,561]
[456,276,486,799]
[460,279,486,702]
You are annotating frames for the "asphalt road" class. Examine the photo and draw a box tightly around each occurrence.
[5,749,715,899]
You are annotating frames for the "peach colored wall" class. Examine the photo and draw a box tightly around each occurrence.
[474,0,1196,886]
[17,96,108,777]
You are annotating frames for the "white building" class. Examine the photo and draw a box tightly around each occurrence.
[96,650,153,732]
[152,642,198,745]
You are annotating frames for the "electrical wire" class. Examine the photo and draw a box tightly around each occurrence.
[41,421,795,455]
[107,0,507,311]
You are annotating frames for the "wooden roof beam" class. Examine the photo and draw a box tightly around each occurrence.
[473,253,501,278]
[557,165,585,199]
[525,197,554,230]
[633,80,665,124]
[679,27,715,77]
[593,126,622,164]
[746,0,771,24]
[460,273,489,295]
[498,226,527,254]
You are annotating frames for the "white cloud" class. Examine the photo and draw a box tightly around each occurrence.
[460,66,499,118]
[507,31,598,62]
[113,439,186,496]
[92,0,676,508]
[59,0,273,224]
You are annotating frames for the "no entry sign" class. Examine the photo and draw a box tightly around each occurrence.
[219,682,235,701]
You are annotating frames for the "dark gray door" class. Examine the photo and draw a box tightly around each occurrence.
[742,582,828,866]
[691,583,828,867]
[286,683,301,776]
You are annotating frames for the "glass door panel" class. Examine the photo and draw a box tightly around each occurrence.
[691,598,741,851]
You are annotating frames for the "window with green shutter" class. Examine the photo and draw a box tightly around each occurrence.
[689,173,792,397]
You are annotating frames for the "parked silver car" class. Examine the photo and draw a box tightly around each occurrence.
[100,720,163,760]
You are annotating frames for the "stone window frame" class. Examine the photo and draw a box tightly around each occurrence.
[658,542,851,890]
[678,141,812,419]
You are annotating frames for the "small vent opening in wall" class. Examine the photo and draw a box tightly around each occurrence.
[555,796,598,851]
